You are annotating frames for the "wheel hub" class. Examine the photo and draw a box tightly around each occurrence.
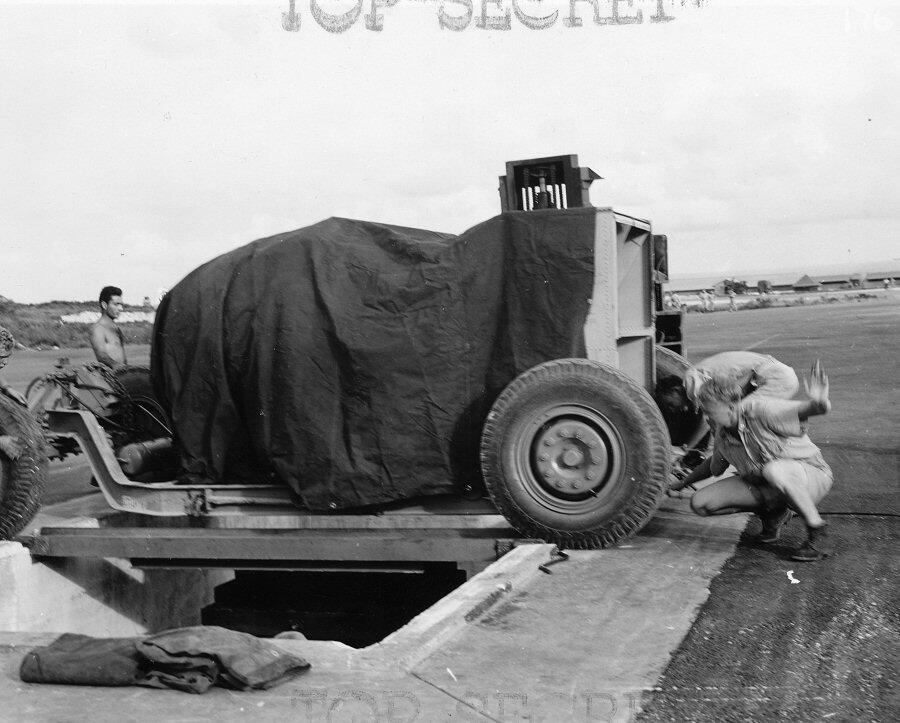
[533,416,613,496]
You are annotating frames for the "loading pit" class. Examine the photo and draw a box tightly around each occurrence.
[11,403,566,647]
[202,564,467,647]
[20,498,549,648]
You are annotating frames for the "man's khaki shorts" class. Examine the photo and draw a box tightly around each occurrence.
[750,458,833,510]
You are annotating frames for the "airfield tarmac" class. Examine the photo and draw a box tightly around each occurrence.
[2,292,897,720]
[640,293,899,722]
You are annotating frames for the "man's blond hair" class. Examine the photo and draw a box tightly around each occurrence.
[697,377,742,407]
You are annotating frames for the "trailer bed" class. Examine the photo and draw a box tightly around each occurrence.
[21,494,528,573]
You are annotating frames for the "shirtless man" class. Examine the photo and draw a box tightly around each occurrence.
[90,286,127,369]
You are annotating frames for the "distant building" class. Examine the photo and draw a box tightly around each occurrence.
[793,275,821,292]
[668,269,887,297]
[865,271,900,288]
[663,276,722,296]
[755,272,799,293]
[817,274,853,290]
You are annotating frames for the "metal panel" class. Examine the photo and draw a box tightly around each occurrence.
[584,210,619,368]
[583,210,656,390]
[615,216,655,390]
[204,510,512,530]
[616,338,651,389]
[616,222,652,332]
[27,527,519,565]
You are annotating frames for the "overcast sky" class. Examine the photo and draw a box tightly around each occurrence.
[2,0,898,304]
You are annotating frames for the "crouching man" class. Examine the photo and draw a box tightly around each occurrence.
[684,350,800,408]
[670,361,834,562]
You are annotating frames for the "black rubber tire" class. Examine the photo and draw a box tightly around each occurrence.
[480,359,671,549]
[655,345,691,380]
[25,375,70,412]
[112,365,155,400]
[0,393,48,540]
[24,375,47,406]
[23,374,81,461]
[654,346,706,446]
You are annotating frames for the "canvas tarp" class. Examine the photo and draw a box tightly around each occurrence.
[151,209,597,510]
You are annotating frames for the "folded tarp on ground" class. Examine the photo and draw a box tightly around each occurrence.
[151,209,597,510]
[19,626,310,693]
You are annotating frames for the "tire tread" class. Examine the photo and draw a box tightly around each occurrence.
[0,394,48,540]
[481,359,670,549]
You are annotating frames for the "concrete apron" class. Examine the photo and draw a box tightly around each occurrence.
[1,492,233,636]
[0,497,746,722]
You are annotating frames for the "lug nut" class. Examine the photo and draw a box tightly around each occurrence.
[539,453,549,462]
[585,472,594,480]
[572,481,581,489]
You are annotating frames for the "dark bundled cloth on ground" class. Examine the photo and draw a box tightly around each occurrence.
[19,625,311,693]
[151,210,596,510]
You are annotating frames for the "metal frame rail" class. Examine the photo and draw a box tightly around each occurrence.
[32,410,534,570]
[25,527,530,569]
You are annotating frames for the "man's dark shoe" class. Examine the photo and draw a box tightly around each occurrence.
[757,507,792,543]
[791,525,829,561]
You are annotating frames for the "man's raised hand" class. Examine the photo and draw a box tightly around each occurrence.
[805,359,831,411]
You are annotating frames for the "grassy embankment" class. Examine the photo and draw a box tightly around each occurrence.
[0,298,152,350]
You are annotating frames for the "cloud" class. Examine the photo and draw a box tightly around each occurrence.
[1,2,898,302]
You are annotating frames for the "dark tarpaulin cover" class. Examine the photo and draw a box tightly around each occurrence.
[151,209,597,510]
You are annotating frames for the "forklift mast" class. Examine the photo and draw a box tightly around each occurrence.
[499,154,602,212]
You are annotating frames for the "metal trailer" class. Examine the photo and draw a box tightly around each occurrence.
[5,155,701,567]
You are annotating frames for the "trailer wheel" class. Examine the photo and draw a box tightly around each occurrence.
[25,375,54,408]
[481,359,670,549]
[0,394,48,540]
[654,346,706,446]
